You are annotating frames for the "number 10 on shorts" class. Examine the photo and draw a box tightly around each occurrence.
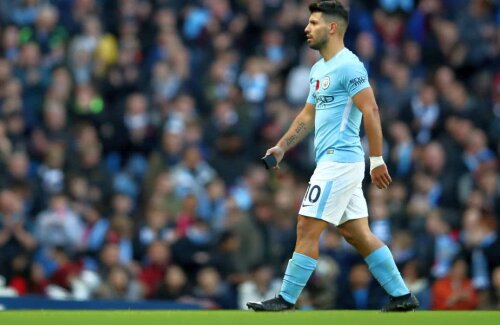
[299,180,333,219]
[302,183,322,207]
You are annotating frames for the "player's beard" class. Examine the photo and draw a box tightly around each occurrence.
[308,31,329,51]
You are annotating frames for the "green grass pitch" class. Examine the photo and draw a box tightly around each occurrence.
[0,310,498,325]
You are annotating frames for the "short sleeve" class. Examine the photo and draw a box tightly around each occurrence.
[342,63,370,97]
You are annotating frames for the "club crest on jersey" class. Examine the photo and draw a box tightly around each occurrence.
[321,76,330,89]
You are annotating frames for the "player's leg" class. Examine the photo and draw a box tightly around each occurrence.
[336,217,384,257]
[280,215,327,301]
[247,215,327,311]
[247,161,352,311]
[337,217,419,311]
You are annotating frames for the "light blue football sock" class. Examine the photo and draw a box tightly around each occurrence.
[280,252,317,304]
[365,245,410,297]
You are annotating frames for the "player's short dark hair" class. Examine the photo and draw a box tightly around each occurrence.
[309,0,349,26]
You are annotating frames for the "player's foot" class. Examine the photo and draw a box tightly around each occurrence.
[381,293,420,312]
[247,295,295,312]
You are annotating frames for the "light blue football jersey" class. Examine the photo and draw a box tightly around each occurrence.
[306,48,371,163]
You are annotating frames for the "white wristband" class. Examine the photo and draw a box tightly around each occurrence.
[370,156,385,174]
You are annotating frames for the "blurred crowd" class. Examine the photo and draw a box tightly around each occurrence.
[0,0,499,310]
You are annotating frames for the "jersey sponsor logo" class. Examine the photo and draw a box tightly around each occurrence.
[313,93,334,106]
[321,76,330,89]
[349,76,367,87]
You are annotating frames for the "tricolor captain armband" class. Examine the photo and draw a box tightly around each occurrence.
[369,156,385,174]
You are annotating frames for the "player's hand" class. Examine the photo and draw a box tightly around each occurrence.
[265,146,285,169]
[371,164,392,189]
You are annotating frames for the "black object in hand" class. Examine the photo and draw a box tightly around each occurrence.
[261,155,277,170]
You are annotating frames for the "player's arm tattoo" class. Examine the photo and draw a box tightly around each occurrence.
[295,121,306,134]
[285,121,307,147]
[285,135,297,146]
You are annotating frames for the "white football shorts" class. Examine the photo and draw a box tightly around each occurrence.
[298,161,368,226]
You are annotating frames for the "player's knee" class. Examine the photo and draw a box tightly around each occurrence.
[296,218,309,239]
[296,217,322,241]
[339,227,372,248]
[339,229,357,246]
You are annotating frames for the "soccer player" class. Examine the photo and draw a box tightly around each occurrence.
[247,1,419,312]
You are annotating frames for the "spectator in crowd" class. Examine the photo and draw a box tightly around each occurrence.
[402,259,431,310]
[211,230,246,286]
[34,193,83,252]
[306,257,339,309]
[417,209,461,279]
[154,264,192,302]
[134,206,174,259]
[95,264,144,301]
[193,266,235,309]
[399,83,442,145]
[171,219,213,280]
[486,266,500,310]
[170,145,217,200]
[138,240,170,298]
[431,257,478,310]
[461,209,500,291]
[0,189,37,291]
[48,246,83,292]
[336,263,386,310]
[79,205,109,259]
[237,263,281,310]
